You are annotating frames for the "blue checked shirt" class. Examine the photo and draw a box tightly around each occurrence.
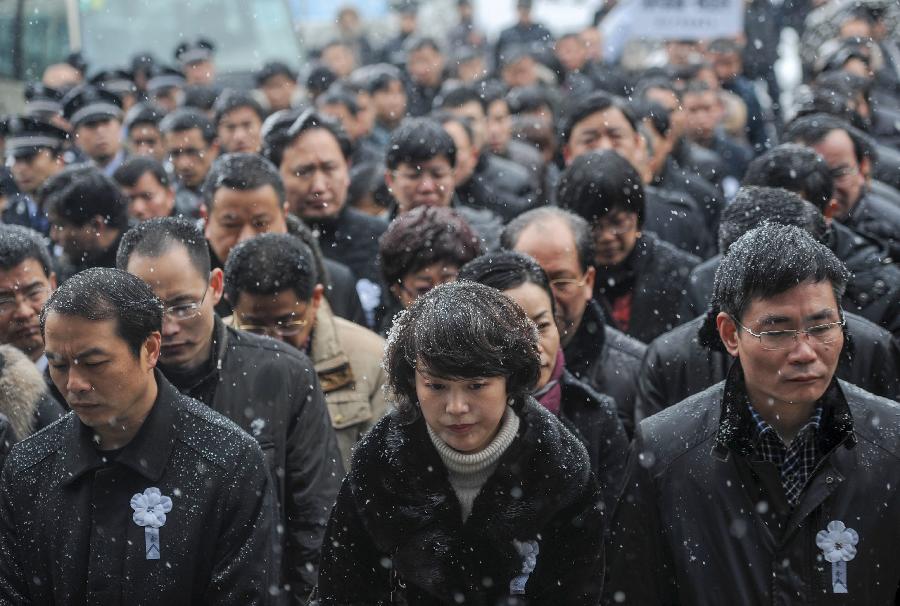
[749,405,824,507]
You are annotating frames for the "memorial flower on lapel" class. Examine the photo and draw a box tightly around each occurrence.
[131,487,173,560]
[816,520,858,593]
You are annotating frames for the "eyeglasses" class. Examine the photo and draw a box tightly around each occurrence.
[592,213,636,236]
[163,288,208,322]
[732,316,845,351]
[0,284,49,314]
[549,275,588,295]
[234,317,309,337]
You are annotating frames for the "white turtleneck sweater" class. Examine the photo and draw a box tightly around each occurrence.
[427,408,520,522]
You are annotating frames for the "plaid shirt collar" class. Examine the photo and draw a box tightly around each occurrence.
[748,403,824,507]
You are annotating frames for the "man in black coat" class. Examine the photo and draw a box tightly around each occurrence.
[502,206,647,436]
[605,223,900,604]
[0,268,277,604]
[118,218,342,603]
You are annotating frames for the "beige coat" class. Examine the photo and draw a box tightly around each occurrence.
[310,300,388,469]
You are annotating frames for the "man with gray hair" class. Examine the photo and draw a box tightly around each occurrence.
[502,206,645,435]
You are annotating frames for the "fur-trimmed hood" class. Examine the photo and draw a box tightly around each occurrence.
[338,397,604,604]
[0,345,47,442]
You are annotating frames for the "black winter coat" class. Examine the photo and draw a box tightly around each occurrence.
[457,154,536,222]
[559,371,629,513]
[681,223,900,337]
[843,191,900,260]
[309,206,388,284]
[595,232,700,345]
[161,317,343,601]
[315,399,605,605]
[605,366,900,605]
[653,156,724,237]
[0,372,278,605]
[563,300,647,437]
[636,313,900,420]
[644,187,716,259]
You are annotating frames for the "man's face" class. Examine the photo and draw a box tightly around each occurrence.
[232,287,320,351]
[75,118,122,164]
[556,36,588,72]
[447,100,486,152]
[217,106,262,154]
[165,128,217,189]
[121,171,175,221]
[204,184,287,263]
[565,107,641,166]
[280,128,350,221]
[10,148,62,194]
[811,129,866,219]
[322,44,356,78]
[261,74,297,113]
[126,244,220,371]
[512,218,595,347]
[386,156,456,213]
[373,80,407,125]
[184,60,215,86]
[0,258,55,361]
[502,56,537,89]
[592,211,640,266]
[580,27,603,62]
[44,314,160,428]
[719,280,843,410]
[644,87,684,140]
[354,91,376,136]
[486,100,512,154]
[683,90,721,144]
[407,46,445,88]
[128,124,166,162]
[320,102,363,142]
[443,121,477,186]
[710,51,742,82]
[50,217,104,260]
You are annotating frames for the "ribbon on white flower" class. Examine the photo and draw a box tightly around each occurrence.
[130,487,173,560]
[816,520,859,593]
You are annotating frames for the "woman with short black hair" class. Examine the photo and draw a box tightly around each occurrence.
[314,281,605,605]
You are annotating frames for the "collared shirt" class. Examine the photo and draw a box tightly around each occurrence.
[748,404,824,507]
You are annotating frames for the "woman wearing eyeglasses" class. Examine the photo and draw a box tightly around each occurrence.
[374,205,482,336]
[459,250,629,511]
[312,281,606,605]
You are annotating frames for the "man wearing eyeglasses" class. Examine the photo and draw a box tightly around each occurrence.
[605,223,900,604]
[502,206,646,437]
[117,217,342,604]
[222,233,387,471]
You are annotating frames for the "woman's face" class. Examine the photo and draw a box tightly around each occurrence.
[416,366,509,453]
[592,211,640,266]
[503,282,560,389]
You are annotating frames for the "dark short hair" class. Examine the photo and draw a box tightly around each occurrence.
[318,85,361,116]
[213,89,266,126]
[434,85,485,113]
[699,223,849,351]
[384,280,541,421]
[0,224,53,278]
[385,117,457,171]
[113,156,171,189]
[434,112,474,148]
[501,206,595,273]
[260,107,305,167]
[223,233,317,305]
[159,108,216,145]
[41,267,163,358]
[707,38,742,55]
[742,144,834,212]
[784,113,875,165]
[255,61,298,87]
[201,153,286,211]
[365,64,404,95]
[560,91,637,144]
[458,250,555,315]
[116,216,211,279]
[556,150,645,227]
[284,109,352,162]
[405,36,442,55]
[42,165,129,229]
[717,187,827,254]
[506,85,555,116]
[379,206,482,286]
[124,103,166,131]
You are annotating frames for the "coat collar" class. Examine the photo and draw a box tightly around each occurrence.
[713,361,856,460]
[59,369,180,486]
[310,299,356,393]
[563,299,608,374]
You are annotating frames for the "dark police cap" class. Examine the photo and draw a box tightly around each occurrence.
[2,115,68,158]
[255,61,298,87]
[146,66,186,94]
[62,85,124,128]
[24,83,64,118]
[174,38,216,65]
[123,103,167,130]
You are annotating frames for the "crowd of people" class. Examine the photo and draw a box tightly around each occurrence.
[0,0,899,603]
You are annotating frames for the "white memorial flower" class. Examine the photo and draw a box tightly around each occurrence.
[816,520,859,563]
[130,487,174,529]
